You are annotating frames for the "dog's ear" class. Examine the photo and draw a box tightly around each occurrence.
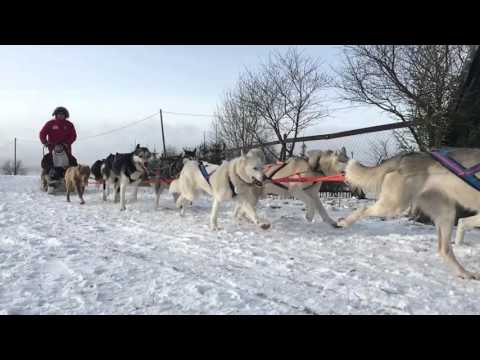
[341,146,347,156]
[306,150,321,170]
[136,144,140,150]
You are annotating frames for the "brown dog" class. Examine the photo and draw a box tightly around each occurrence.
[65,165,91,204]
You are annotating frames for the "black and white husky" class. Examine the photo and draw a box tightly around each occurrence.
[100,145,152,210]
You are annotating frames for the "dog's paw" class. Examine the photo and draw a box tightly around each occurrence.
[304,214,314,222]
[336,218,348,228]
[330,222,342,229]
[80,201,85,205]
[259,222,271,230]
[457,271,480,280]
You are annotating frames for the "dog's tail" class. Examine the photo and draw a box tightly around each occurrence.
[169,179,178,194]
[345,156,401,195]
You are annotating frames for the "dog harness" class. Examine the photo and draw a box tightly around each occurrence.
[430,148,480,191]
[198,161,212,185]
[266,161,329,191]
[266,162,289,190]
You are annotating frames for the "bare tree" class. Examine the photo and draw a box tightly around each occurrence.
[2,160,27,175]
[336,45,470,151]
[237,47,329,160]
[268,48,329,156]
[213,89,270,151]
[368,138,400,165]
[212,86,278,161]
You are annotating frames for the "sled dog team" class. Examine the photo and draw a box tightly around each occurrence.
[56,144,480,280]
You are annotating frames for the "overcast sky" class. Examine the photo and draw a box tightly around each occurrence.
[0,45,391,169]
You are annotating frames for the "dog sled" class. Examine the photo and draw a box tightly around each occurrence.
[40,144,78,194]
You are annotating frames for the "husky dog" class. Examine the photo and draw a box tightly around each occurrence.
[257,148,349,227]
[172,149,268,230]
[101,145,152,211]
[98,153,116,201]
[150,149,197,209]
[182,148,197,160]
[338,149,480,280]
[169,159,220,215]
[91,159,105,182]
[65,165,91,204]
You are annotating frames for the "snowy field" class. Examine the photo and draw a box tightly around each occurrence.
[1,175,480,315]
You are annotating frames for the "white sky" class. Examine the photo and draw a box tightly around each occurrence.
[0,45,391,168]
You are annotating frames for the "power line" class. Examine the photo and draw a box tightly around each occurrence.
[16,138,38,143]
[77,111,160,142]
[162,110,215,118]
[327,104,369,112]
[11,105,367,145]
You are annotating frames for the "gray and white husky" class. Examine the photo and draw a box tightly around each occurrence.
[260,148,349,227]
[100,144,152,211]
[338,148,480,280]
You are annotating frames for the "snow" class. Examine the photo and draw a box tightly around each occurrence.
[1,175,480,314]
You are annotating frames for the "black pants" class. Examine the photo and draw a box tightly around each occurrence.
[41,152,78,178]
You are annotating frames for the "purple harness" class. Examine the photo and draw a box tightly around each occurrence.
[430,148,480,190]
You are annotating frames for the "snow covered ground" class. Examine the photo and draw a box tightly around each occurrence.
[1,175,480,314]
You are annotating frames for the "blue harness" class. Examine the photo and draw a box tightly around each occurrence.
[198,161,211,185]
[198,160,237,197]
[430,148,480,191]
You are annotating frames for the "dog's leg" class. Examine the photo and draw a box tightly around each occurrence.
[102,180,108,201]
[114,181,120,203]
[337,199,402,228]
[119,179,127,211]
[437,212,480,279]
[154,184,160,209]
[240,200,271,230]
[233,203,249,223]
[308,188,339,228]
[75,179,85,204]
[338,172,408,228]
[233,203,243,220]
[210,199,222,230]
[416,190,480,280]
[66,184,71,202]
[155,184,166,209]
[290,186,318,223]
[131,184,138,202]
[455,213,480,245]
[175,195,190,216]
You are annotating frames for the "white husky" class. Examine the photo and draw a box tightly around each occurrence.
[259,148,349,227]
[169,160,220,215]
[338,149,480,280]
[170,149,269,230]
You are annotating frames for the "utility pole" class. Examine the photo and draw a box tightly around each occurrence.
[160,109,166,158]
[14,137,17,175]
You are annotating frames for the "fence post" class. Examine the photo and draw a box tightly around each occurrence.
[160,109,166,158]
[14,137,17,175]
[280,134,287,161]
